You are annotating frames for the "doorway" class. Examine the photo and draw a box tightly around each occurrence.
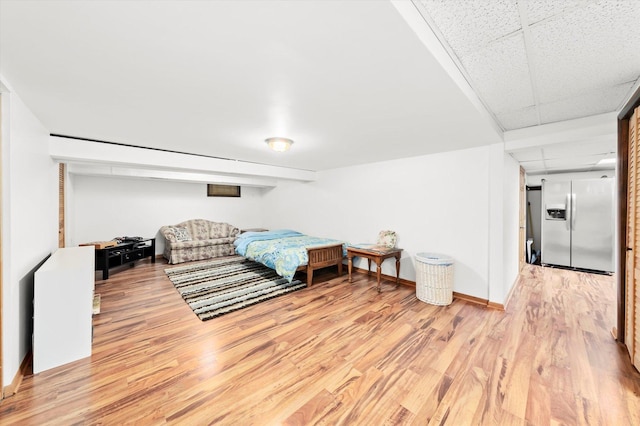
[526,185,542,264]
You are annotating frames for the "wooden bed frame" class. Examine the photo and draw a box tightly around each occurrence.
[297,243,344,287]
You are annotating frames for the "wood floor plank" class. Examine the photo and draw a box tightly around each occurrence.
[1,260,639,425]
[282,388,339,425]
[324,365,385,424]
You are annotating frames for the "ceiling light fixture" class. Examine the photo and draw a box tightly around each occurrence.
[265,137,294,152]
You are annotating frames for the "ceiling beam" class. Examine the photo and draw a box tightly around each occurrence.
[66,164,278,188]
[50,136,316,182]
[393,0,504,137]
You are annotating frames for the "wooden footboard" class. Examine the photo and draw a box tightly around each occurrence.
[300,244,344,287]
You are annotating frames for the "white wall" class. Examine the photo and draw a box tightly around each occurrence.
[1,88,58,387]
[487,144,505,303]
[262,146,494,299]
[69,175,265,254]
[486,144,521,305]
[501,152,521,303]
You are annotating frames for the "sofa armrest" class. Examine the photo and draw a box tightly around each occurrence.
[208,222,240,239]
[160,226,178,243]
[229,226,240,238]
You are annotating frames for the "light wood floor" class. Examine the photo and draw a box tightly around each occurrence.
[1,259,639,425]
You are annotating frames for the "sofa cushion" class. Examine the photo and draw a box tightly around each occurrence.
[170,226,192,242]
[170,237,236,250]
[208,222,237,239]
[210,236,236,245]
[188,220,211,240]
[209,222,224,239]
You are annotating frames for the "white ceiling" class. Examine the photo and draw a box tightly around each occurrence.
[1,0,638,174]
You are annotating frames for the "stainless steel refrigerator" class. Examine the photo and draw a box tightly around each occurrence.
[541,178,614,272]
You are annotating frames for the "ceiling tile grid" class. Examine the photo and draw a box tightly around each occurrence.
[525,0,597,25]
[459,32,536,114]
[542,138,615,158]
[417,0,640,132]
[418,0,521,56]
[509,136,616,174]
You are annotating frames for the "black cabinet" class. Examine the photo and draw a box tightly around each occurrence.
[95,238,155,279]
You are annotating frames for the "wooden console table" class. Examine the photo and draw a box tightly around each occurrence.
[95,238,155,279]
[346,245,403,292]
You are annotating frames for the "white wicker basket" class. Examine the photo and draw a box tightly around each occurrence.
[415,252,453,306]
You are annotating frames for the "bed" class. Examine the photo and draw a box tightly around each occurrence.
[234,229,346,286]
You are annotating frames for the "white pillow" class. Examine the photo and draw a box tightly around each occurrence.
[171,226,192,242]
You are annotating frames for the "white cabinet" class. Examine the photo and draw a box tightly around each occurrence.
[33,246,95,373]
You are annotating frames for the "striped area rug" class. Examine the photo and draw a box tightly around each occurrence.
[165,256,306,321]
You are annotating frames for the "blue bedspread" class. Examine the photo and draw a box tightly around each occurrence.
[234,229,346,282]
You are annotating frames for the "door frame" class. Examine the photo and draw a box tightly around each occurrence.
[617,85,640,343]
[0,93,4,397]
[519,166,526,269]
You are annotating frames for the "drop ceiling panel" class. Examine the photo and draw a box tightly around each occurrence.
[539,82,634,123]
[460,33,535,113]
[418,0,521,56]
[415,0,637,175]
[417,0,638,141]
[495,106,539,130]
[508,131,616,174]
[525,0,596,25]
[531,1,640,104]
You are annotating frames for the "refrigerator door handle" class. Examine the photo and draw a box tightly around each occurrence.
[565,193,571,231]
[571,193,577,231]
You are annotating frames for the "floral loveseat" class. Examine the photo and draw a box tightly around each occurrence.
[159,219,240,264]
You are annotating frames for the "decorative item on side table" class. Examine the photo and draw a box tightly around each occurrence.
[91,237,156,280]
[377,230,397,248]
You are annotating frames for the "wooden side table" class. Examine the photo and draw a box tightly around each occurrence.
[346,245,403,292]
